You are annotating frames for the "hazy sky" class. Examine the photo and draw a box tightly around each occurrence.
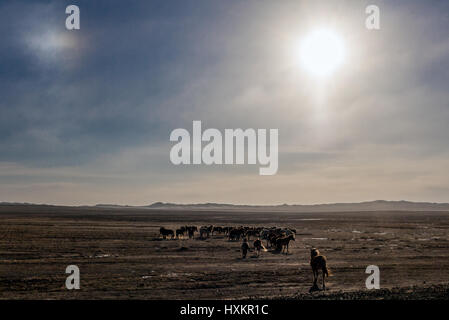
[1,0,449,205]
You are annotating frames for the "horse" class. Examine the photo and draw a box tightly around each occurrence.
[310,248,330,291]
[246,229,260,240]
[159,227,174,239]
[207,225,214,235]
[199,226,211,239]
[268,232,281,248]
[228,228,244,241]
[275,234,295,253]
[175,227,186,239]
[186,226,197,239]
[213,226,224,235]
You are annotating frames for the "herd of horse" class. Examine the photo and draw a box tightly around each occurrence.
[159,225,330,291]
[159,225,296,252]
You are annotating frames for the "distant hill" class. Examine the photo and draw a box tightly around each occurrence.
[144,200,449,212]
[2,200,449,212]
[94,204,133,208]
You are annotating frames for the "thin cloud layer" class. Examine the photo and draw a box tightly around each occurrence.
[1,0,448,205]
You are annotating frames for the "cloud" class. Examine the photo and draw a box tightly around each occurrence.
[1,0,449,204]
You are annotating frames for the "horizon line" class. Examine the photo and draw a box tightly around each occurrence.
[2,199,449,208]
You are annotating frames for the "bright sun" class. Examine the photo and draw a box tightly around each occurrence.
[299,29,345,78]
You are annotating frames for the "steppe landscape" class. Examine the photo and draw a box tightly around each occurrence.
[1,203,448,299]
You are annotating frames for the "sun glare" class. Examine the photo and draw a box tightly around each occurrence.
[299,29,345,78]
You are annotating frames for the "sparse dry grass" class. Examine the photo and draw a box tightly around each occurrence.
[1,206,449,299]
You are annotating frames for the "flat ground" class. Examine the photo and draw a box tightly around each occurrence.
[0,205,449,299]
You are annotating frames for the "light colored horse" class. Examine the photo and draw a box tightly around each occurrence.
[310,248,330,291]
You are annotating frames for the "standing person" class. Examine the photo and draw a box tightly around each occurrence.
[241,238,250,259]
[253,238,265,257]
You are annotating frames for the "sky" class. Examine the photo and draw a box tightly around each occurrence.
[1,0,449,205]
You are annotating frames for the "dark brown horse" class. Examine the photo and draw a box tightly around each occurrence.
[267,233,279,248]
[175,227,186,239]
[159,227,174,239]
[228,228,245,241]
[310,248,330,291]
[186,226,197,239]
[275,234,295,253]
[199,226,213,239]
[246,229,260,240]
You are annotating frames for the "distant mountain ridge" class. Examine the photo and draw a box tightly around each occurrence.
[143,200,449,212]
[2,200,449,212]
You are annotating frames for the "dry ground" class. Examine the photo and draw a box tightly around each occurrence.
[0,205,449,299]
